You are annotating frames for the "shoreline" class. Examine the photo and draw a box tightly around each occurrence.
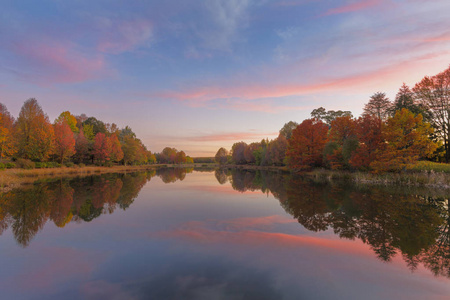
[1,163,450,192]
[218,164,450,190]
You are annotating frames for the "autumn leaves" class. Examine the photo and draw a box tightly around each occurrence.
[0,98,156,166]
[286,110,436,172]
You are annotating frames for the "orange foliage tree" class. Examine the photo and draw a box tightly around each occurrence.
[370,109,437,172]
[349,114,383,170]
[15,98,55,161]
[0,104,16,158]
[53,120,76,163]
[109,134,124,163]
[286,119,328,170]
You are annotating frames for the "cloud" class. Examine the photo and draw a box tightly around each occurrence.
[150,51,448,110]
[97,19,153,54]
[190,0,252,52]
[322,0,383,16]
[185,131,278,142]
[9,39,106,85]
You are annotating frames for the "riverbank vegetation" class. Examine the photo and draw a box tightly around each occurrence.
[0,99,195,170]
[216,65,450,175]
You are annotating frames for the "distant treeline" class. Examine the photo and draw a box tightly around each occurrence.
[0,99,193,168]
[216,65,450,172]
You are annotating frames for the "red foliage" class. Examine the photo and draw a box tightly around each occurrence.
[54,120,76,163]
[349,115,383,170]
[286,119,329,170]
[93,132,112,163]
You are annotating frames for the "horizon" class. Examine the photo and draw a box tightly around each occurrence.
[2,0,450,156]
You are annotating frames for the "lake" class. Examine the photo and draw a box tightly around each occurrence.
[0,168,449,300]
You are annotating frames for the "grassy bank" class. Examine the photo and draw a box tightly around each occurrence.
[307,168,450,189]
[0,164,163,191]
[221,162,450,189]
[0,163,224,191]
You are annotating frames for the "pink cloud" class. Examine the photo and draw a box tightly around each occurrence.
[12,40,106,85]
[97,19,153,54]
[186,131,278,142]
[153,217,373,257]
[322,0,383,16]
[152,53,444,108]
[186,185,263,195]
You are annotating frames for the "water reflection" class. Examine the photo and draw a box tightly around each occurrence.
[1,167,449,280]
[0,168,193,247]
[219,168,450,278]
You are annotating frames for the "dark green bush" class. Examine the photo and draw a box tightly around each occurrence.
[0,163,5,170]
[5,162,15,169]
[65,162,74,167]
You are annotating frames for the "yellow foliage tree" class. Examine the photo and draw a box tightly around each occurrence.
[371,109,437,172]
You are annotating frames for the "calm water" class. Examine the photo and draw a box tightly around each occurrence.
[0,168,449,300]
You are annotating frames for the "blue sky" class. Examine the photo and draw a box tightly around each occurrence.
[1,0,450,155]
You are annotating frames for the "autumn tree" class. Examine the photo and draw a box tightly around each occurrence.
[413,66,450,162]
[55,111,78,133]
[349,114,383,170]
[215,147,229,165]
[160,147,178,164]
[175,151,187,164]
[279,121,299,139]
[109,134,124,163]
[363,92,391,120]
[231,142,248,165]
[324,116,358,169]
[286,119,329,170]
[53,120,76,163]
[74,127,90,163]
[266,135,288,166]
[93,132,111,163]
[244,142,260,164]
[15,98,55,161]
[122,136,146,165]
[0,104,16,159]
[371,109,437,172]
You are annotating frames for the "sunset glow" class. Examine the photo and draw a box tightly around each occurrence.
[2,0,450,155]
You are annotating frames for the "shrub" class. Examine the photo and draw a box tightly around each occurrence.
[16,159,35,169]
[5,162,15,169]
[35,162,47,169]
[78,163,86,168]
[47,162,61,168]
[65,162,74,168]
[0,163,5,170]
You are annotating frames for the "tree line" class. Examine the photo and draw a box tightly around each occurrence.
[216,65,450,172]
[0,98,193,168]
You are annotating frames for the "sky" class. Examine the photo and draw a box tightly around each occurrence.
[1,0,450,156]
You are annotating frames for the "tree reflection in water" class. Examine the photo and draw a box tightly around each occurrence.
[220,168,450,278]
[1,167,448,279]
[0,168,191,247]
